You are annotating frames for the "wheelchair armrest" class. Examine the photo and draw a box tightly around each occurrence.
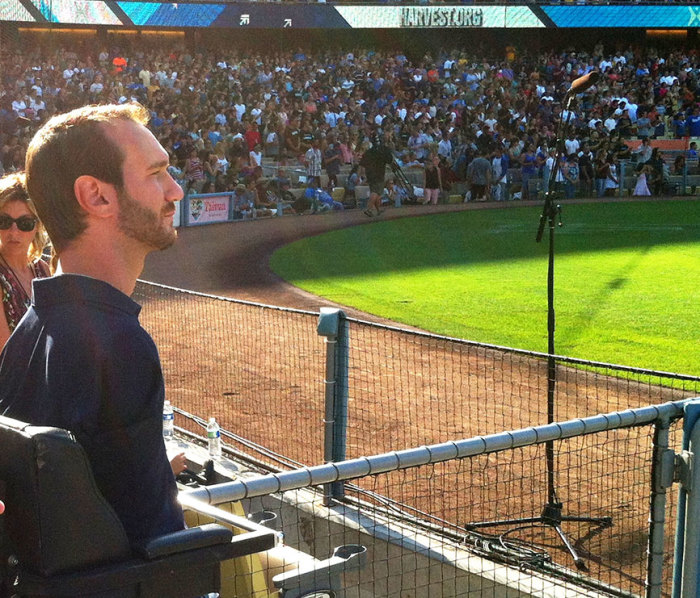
[135,523,232,560]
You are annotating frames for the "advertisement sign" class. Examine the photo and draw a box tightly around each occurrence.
[322,4,545,29]
[336,5,543,29]
[187,194,230,226]
[4,1,699,29]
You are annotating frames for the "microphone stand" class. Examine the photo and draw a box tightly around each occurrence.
[466,94,612,571]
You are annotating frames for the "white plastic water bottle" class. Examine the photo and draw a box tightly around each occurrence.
[207,417,221,459]
[162,400,174,441]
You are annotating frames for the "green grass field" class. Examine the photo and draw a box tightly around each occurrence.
[271,200,700,376]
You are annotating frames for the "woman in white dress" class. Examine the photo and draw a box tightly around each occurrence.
[633,165,652,196]
[604,156,619,196]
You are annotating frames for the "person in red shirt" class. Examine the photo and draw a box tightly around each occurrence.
[112,56,127,74]
[244,122,262,153]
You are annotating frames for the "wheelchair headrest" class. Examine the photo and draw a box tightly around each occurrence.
[0,415,132,576]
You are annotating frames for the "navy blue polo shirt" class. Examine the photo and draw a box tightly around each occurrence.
[0,274,184,546]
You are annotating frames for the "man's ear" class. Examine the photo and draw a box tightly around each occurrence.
[73,175,117,218]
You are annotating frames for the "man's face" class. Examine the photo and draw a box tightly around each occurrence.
[117,185,178,251]
[107,120,183,251]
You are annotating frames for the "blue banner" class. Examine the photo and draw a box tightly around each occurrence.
[5,1,700,29]
[542,5,700,28]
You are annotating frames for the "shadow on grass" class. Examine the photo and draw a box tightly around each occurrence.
[272,200,699,282]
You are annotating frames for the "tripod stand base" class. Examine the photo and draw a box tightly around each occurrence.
[465,502,613,571]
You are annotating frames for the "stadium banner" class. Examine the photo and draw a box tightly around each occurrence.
[186,193,232,226]
[5,1,700,28]
[335,5,544,28]
[27,0,122,25]
[542,4,700,28]
[0,2,33,22]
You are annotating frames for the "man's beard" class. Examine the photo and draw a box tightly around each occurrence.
[117,188,177,251]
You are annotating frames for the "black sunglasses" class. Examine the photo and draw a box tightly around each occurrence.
[0,214,38,232]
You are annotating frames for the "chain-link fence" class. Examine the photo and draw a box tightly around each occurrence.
[182,401,692,598]
[135,281,700,472]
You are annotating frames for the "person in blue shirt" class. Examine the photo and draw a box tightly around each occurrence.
[519,143,538,201]
[0,103,186,547]
[686,107,700,138]
[304,182,343,213]
[672,112,687,138]
[688,142,698,159]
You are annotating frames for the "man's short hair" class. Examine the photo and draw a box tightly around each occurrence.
[25,103,150,252]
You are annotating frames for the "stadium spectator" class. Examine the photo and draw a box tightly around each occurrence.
[304,181,341,214]
[564,154,580,199]
[408,126,431,162]
[633,137,653,165]
[491,147,508,201]
[636,111,653,139]
[381,178,404,208]
[603,111,618,133]
[519,144,539,201]
[647,148,665,195]
[466,151,492,202]
[672,155,686,176]
[595,153,611,198]
[687,107,700,137]
[564,133,580,156]
[249,143,263,169]
[634,164,652,197]
[203,152,221,188]
[304,138,323,188]
[184,147,205,193]
[688,142,698,163]
[578,143,595,198]
[0,173,49,349]
[359,136,393,217]
[232,183,255,220]
[344,164,362,205]
[437,131,453,163]
[0,103,185,547]
[422,152,442,205]
[264,120,281,160]
[323,135,342,191]
[604,155,620,196]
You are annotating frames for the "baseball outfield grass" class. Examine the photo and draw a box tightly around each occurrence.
[270,199,700,376]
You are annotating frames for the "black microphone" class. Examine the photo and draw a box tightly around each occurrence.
[565,70,600,97]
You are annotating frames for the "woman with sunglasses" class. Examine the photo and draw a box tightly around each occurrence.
[0,172,49,348]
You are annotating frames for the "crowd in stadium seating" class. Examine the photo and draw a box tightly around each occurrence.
[0,39,697,212]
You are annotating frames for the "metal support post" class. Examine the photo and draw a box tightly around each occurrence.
[646,416,674,598]
[317,308,348,505]
[672,399,700,598]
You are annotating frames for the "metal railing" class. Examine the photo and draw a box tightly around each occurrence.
[182,399,697,597]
